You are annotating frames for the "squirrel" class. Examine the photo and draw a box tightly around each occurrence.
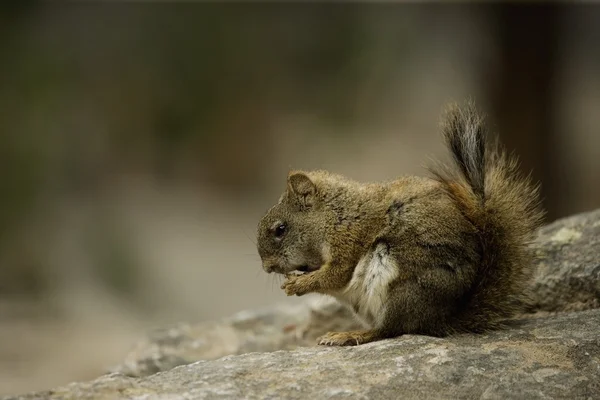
[256,101,544,346]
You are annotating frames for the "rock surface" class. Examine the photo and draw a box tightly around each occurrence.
[4,209,600,399]
[112,298,360,378]
[529,209,600,312]
[6,309,600,400]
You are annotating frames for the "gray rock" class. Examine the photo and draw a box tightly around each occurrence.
[5,209,600,399]
[5,309,600,400]
[530,208,600,312]
[111,297,361,378]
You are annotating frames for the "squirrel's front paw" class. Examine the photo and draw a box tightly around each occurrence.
[281,274,312,296]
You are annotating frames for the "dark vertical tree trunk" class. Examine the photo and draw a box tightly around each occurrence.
[487,5,562,221]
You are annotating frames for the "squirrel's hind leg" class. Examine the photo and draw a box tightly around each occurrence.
[317,329,388,346]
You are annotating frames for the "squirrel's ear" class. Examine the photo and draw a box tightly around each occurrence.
[287,172,317,209]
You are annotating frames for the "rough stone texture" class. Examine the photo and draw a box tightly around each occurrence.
[5,309,600,400]
[4,209,600,399]
[112,298,360,377]
[529,208,600,312]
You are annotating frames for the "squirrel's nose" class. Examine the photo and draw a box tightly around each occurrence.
[263,262,280,274]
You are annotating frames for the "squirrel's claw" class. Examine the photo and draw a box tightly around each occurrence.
[317,330,380,346]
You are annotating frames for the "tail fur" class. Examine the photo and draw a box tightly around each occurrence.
[432,101,545,332]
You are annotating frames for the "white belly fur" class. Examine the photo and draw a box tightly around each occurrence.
[333,243,399,327]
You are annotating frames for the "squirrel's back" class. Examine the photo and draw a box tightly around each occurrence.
[431,102,545,332]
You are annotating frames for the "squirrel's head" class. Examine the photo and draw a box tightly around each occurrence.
[256,171,327,275]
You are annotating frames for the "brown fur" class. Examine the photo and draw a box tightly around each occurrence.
[256,101,544,345]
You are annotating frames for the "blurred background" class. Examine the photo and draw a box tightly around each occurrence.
[0,2,599,395]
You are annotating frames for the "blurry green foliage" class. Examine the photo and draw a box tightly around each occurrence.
[0,4,378,297]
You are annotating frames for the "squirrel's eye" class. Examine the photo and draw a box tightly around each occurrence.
[274,223,286,238]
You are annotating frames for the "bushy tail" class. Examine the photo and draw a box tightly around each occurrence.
[432,101,545,332]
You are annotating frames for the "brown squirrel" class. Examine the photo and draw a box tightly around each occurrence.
[256,102,544,346]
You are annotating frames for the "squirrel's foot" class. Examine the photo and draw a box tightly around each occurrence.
[281,273,314,296]
[317,330,381,346]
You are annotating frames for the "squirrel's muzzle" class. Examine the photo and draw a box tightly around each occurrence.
[262,260,283,274]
